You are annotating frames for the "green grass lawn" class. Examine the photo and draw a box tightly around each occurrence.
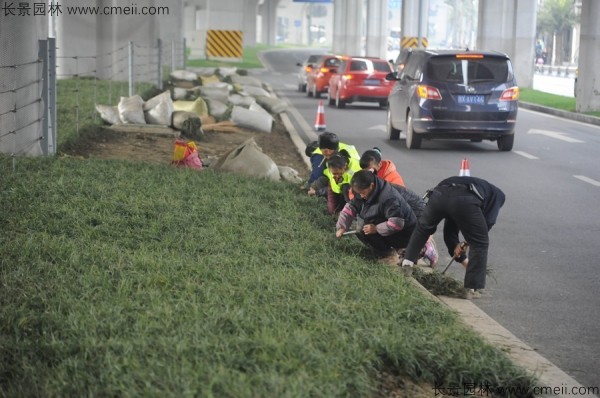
[0,157,537,396]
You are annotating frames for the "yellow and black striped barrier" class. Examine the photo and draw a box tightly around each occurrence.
[206,29,243,59]
[401,36,428,49]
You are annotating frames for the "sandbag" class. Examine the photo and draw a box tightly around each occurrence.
[255,95,288,114]
[249,102,270,116]
[278,166,303,184]
[231,105,273,133]
[173,98,209,118]
[144,91,174,125]
[205,98,229,119]
[218,67,238,77]
[229,93,256,107]
[199,74,221,85]
[118,95,146,124]
[171,87,190,100]
[213,138,280,181]
[170,70,198,81]
[230,74,262,87]
[199,83,230,103]
[95,104,120,125]
[242,85,271,98]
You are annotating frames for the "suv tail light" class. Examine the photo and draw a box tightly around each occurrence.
[320,67,330,73]
[417,85,442,100]
[500,86,519,101]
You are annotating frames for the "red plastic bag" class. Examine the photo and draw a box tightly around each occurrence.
[172,140,203,170]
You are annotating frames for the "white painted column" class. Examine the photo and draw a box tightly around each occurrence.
[365,0,388,58]
[242,0,261,47]
[477,0,513,53]
[401,0,428,48]
[576,0,600,112]
[260,0,280,46]
[332,0,346,54]
[512,1,537,88]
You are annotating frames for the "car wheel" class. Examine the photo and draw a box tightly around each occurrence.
[379,100,388,109]
[336,90,346,108]
[313,84,320,99]
[300,83,307,92]
[497,134,514,151]
[405,112,422,149]
[387,108,400,140]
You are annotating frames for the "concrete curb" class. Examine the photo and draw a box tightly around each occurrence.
[520,101,600,127]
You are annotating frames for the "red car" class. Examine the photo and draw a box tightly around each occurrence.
[306,55,342,99]
[327,56,394,108]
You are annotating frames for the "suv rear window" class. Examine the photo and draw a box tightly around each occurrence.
[373,61,392,72]
[426,57,510,84]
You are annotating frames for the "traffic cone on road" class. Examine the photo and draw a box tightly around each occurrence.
[314,100,326,131]
[459,158,471,176]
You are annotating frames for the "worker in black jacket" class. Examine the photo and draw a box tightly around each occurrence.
[336,170,416,265]
[401,176,506,297]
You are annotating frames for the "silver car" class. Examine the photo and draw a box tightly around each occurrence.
[297,54,323,92]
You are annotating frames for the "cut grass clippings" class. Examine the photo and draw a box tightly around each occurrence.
[0,157,537,397]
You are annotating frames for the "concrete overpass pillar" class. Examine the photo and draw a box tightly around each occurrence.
[332,0,362,56]
[260,0,280,46]
[242,0,260,47]
[477,0,535,88]
[576,0,600,112]
[365,0,388,58]
[401,0,429,48]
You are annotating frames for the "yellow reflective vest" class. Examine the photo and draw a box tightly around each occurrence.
[324,157,361,194]
[312,143,360,161]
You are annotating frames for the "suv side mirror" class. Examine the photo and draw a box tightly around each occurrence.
[296,62,302,67]
[385,72,400,81]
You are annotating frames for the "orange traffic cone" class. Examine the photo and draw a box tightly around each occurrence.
[314,100,326,131]
[459,158,471,176]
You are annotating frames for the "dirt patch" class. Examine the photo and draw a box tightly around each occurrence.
[65,114,311,179]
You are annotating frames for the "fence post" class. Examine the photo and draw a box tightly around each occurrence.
[171,40,176,73]
[38,38,56,156]
[183,38,187,69]
[157,38,163,90]
[128,41,134,96]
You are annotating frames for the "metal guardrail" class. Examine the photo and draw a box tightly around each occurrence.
[535,64,577,78]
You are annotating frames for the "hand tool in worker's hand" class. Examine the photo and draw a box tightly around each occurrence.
[441,241,468,274]
[342,230,358,236]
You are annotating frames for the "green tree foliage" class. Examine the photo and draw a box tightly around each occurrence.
[536,0,578,64]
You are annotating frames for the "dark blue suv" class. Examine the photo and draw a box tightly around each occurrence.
[385,49,519,151]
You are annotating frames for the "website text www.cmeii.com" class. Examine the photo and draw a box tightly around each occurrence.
[433,382,600,397]
[2,2,169,17]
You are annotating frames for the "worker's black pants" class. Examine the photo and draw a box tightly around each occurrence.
[356,224,415,256]
[405,185,489,289]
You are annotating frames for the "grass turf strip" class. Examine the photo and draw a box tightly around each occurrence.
[0,157,535,396]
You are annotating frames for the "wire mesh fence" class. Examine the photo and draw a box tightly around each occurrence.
[0,38,186,169]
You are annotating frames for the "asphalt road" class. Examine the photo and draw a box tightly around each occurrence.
[255,48,600,388]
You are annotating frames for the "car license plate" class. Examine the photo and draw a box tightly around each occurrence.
[457,95,485,105]
[364,79,380,86]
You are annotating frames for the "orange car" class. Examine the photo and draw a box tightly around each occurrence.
[327,56,394,108]
[306,55,342,99]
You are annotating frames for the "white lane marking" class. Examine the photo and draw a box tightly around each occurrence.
[368,124,387,132]
[513,150,539,160]
[520,108,600,129]
[573,175,600,187]
[528,129,584,143]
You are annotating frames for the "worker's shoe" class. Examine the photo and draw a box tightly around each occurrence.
[423,237,439,268]
[463,288,483,300]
